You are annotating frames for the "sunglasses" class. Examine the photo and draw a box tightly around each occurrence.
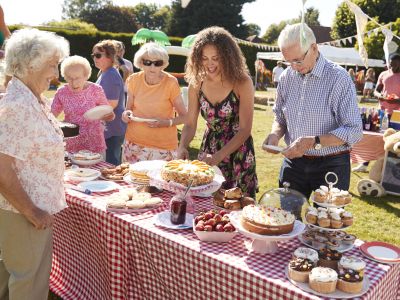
[142,59,164,67]
[91,53,106,59]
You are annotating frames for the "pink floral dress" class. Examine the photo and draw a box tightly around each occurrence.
[198,89,258,198]
[51,83,109,153]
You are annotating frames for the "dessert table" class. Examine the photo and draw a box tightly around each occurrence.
[351,131,385,164]
[50,162,400,300]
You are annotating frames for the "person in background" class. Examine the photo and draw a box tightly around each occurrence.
[272,60,284,88]
[92,40,126,165]
[263,23,362,199]
[348,68,356,85]
[0,4,11,91]
[178,26,258,198]
[0,28,69,300]
[51,55,115,154]
[121,42,186,163]
[353,54,400,173]
[362,68,375,101]
[114,40,133,83]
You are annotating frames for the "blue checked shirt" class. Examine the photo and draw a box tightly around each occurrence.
[273,54,363,156]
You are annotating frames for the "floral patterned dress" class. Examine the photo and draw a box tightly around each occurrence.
[198,88,258,198]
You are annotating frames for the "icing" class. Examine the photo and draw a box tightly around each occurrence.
[309,267,338,282]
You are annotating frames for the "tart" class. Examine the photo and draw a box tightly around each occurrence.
[337,256,365,293]
[241,205,295,235]
[161,159,215,187]
[309,267,338,294]
[342,234,356,246]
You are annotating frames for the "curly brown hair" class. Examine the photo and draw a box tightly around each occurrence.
[185,26,249,86]
[92,40,118,65]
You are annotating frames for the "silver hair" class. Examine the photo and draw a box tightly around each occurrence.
[133,42,169,70]
[61,55,92,80]
[5,28,69,78]
[277,23,316,52]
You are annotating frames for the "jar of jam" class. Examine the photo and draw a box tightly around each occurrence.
[170,194,187,225]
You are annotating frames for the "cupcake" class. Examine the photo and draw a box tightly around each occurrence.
[340,190,352,204]
[293,247,319,263]
[317,211,331,228]
[326,240,340,251]
[302,231,314,245]
[337,256,366,293]
[314,188,328,203]
[341,211,353,226]
[342,234,356,246]
[288,258,315,283]
[306,210,318,225]
[312,235,328,250]
[328,231,345,244]
[331,194,345,206]
[318,248,342,270]
[309,267,338,294]
[330,212,343,229]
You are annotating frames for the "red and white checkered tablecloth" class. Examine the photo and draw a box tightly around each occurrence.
[50,162,400,300]
[351,131,385,164]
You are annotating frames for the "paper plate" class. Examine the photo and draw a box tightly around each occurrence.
[154,212,193,230]
[262,144,284,153]
[360,241,400,264]
[83,105,113,121]
[65,168,101,182]
[78,180,120,193]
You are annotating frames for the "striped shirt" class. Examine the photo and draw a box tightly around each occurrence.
[273,54,363,156]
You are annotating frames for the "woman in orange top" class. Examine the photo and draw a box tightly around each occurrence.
[121,43,187,163]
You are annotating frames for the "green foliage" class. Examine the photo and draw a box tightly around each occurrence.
[62,0,112,19]
[166,0,256,39]
[262,7,320,44]
[80,5,138,33]
[331,0,400,39]
[245,23,261,37]
[132,3,171,31]
[363,18,400,59]
[45,19,98,33]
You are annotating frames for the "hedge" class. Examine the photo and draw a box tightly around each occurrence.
[9,25,273,81]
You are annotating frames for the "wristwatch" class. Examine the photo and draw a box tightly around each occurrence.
[314,136,322,150]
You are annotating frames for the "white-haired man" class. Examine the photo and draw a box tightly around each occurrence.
[263,23,363,199]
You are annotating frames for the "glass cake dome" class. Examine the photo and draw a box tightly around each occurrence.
[258,182,309,222]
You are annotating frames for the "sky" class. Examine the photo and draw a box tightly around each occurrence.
[2,0,344,35]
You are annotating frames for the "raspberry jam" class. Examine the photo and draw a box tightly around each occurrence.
[170,195,187,225]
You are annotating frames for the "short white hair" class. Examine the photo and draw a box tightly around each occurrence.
[133,42,169,70]
[278,23,316,52]
[5,28,69,78]
[61,55,92,79]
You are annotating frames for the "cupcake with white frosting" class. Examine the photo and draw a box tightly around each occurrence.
[337,256,366,293]
[309,267,338,294]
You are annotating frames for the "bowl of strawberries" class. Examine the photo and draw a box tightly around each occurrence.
[193,209,237,242]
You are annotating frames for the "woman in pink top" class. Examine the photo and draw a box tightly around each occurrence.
[51,55,114,154]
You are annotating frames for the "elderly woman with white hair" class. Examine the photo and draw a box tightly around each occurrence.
[121,42,187,163]
[0,28,69,300]
[51,55,114,154]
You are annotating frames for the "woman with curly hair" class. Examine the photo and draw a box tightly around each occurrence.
[177,26,258,197]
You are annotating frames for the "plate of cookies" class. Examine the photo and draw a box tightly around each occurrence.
[105,188,163,212]
[100,163,130,181]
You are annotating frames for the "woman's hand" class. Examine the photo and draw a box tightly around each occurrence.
[201,153,221,166]
[147,119,171,128]
[122,110,133,123]
[102,112,115,122]
[177,147,189,159]
[24,206,54,230]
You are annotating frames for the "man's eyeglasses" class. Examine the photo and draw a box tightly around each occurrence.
[91,53,106,59]
[142,59,164,67]
[282,48,310,66]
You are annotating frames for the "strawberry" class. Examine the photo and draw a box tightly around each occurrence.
[204,224,213,231]
[215,223,225,232]
[204,218,216,227]
[219,210,228,216]
[223,223,235,232]
[195,224,205,231]
[214,214,222,223]
[194,215,204,224]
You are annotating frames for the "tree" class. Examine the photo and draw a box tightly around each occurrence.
[62,0,112,19]
[245,23,261,37]
[331,0,400,39]
[132,3,170,31]
[166,0,255,39]
[45,19,98,33]
[262,7,320,44]
[80,5,138,33]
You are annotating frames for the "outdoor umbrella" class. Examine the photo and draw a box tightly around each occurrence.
[182,34,197,49]
[131,28,171,46]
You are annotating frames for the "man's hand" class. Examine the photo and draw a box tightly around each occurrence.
[282,136,315,159]
[262,133,281,154]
